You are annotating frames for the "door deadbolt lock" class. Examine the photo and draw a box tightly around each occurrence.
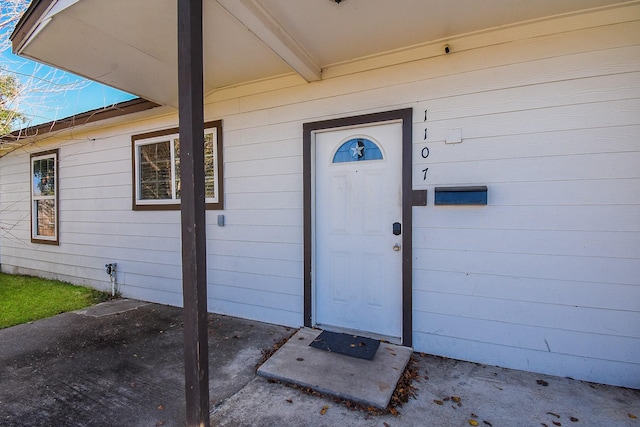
[393,243,401,251]
[393,222,401,235]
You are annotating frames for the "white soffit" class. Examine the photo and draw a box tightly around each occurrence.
[216,0,321,82]
[15,0,628,107]
[260,0,627,67]
[17,0,294,107]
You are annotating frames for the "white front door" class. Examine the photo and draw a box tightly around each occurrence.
[314,121,403,341]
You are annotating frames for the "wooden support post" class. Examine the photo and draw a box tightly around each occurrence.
[177,0,209,426]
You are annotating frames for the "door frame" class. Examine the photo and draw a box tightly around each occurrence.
[303,108,413,346]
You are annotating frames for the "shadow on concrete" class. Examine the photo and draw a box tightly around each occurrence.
[0,299,293,427]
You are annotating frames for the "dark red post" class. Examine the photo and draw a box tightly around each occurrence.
[177,0,209,425]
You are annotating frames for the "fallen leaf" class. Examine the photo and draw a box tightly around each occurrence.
[296,357,304,361]
[552,421,561,426]
[537,379,549,386]
[471,413,478,418]
[570,417,578,422]
[434,400,444,405]
[630,413,638,419]
[547,412,561,418]
[483,422,493,426]
[469,420,479,426]
[285,399,293,404]
[156,422,165,427]
[384,423,390,427]
[443,397,450,402]
[320,405,329,415]
[389,407,399,416]
[542,424,549,427]
[452,396,461,403]
[157,405,164,411]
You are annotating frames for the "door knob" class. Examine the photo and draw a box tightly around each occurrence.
[393,243,401,251]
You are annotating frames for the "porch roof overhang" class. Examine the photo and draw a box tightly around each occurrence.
[11,0,626,109]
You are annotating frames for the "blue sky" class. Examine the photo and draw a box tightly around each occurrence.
[1,48,136,128]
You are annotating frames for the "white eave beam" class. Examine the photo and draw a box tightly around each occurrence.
[216,0,322,82]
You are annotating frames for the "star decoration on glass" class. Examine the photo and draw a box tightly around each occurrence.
[350,140,365,159]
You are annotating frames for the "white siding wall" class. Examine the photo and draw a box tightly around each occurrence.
[1,5,638,387]
[1,116,185,307]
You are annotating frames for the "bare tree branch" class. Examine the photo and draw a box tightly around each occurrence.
[0,0,25,53]
[1,0,91,140]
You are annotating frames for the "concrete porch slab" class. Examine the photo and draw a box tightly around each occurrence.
[257,327,413,409]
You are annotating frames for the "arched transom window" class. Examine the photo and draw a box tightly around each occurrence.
[332,138,383,163]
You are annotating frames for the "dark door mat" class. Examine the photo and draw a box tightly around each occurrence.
[309,330,380,360]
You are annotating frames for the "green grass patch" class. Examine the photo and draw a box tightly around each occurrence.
[0,273,112,329]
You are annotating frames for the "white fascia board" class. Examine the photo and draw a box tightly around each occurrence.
[216,0,322,82]
[15,0,81,54]
[47,0,81,16]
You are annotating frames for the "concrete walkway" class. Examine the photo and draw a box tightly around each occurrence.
[0,299,292,427]
[1,300,638,426]
[218,355,639,427]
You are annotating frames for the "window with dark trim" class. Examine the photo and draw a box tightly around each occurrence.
[31,149,59,244]
[131,120,223,210]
